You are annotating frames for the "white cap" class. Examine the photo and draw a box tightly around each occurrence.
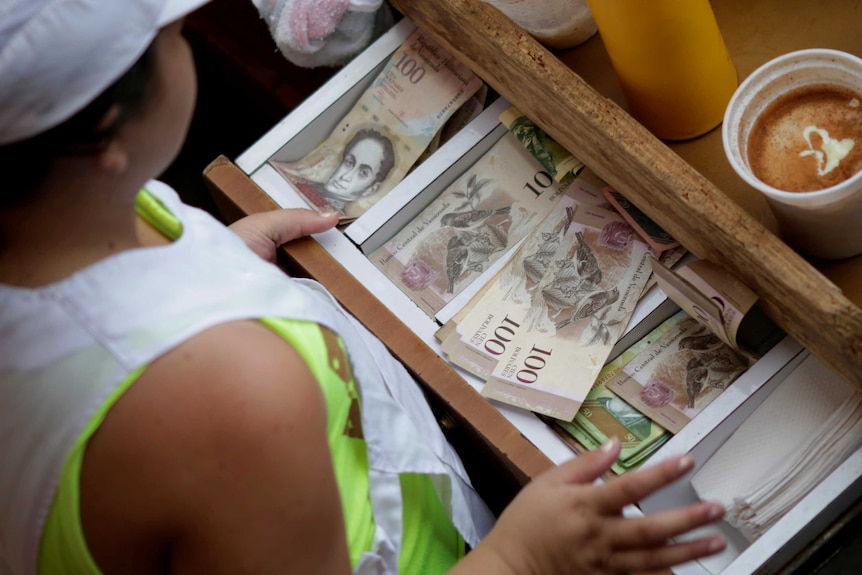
[0,0,211,145]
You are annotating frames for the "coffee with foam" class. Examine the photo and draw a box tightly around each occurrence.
[747,85,862,193]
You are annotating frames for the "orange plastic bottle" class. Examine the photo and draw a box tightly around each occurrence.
[585,0,738,140]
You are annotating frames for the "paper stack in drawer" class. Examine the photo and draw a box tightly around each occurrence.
[691,354,862,545]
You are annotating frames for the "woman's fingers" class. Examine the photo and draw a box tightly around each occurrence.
[260,208,339,245]
[608,501,725,549]
[590,453,698,512]
[228,208,339,262]
[608,533,726,573]
[597,490,726,572]
[551,437,622,486]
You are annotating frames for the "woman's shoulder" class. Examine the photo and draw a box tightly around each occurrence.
[79,319,352,574]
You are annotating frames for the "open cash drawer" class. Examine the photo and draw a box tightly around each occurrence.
[229,15,681,471]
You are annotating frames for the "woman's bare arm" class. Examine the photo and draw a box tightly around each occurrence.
[80,320,352,575]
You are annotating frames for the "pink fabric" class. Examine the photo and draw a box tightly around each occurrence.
[290,0,351,49]
[253,0,393,68]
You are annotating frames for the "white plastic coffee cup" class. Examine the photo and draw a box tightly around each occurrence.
[723,49,862,260]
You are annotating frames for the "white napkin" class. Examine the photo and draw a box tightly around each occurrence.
[691,354,862,542]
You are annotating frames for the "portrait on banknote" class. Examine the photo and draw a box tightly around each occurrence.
[283,127,397,215]
[270,28,483,221]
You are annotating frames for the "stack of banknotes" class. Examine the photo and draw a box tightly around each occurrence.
[369,110,780,470]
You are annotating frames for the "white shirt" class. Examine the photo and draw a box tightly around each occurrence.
[0,180,493,575]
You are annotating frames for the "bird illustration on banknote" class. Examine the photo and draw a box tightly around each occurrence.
[678,323,751,406]
[542,259,592,319]
[555,286,620,331]
[701,347,750,390]
[521,206,575,286]
[684,355,710,409]
[441,206,511,228]
[523,232,562,286]
[540,227,611,330]
[678,330,724,352]
[444,223,509,293]
[575,230,602,286]
[445,233,470,294]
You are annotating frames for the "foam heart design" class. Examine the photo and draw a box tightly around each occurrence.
[799,125,855,176]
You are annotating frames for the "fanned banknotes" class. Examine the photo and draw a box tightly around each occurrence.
[437,176,614,377]
[369,132,569,317]
[440,194,583,377]
[442,197,652,420]
[270,28,483,221]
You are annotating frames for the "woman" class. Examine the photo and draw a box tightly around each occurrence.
[0,1,726,574]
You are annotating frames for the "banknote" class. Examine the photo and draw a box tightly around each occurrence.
[414,85,490,168]
[553,417,670,474]
[570,167,613,205]
[602,187,680,252]
[556,390,668,472]
[369,132,568,317]
[438,85,490,148]
[605,314,753,433]
[270,28,484,221]
[499,106,585,183]
[652,258,784,358]
[595,309,689,387]
[476,204,652,420]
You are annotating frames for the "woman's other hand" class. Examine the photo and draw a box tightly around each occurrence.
[229,208,339,263]
[453,437,726,575]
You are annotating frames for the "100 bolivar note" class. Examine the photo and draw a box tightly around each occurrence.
[440,194,582,377]
[369,132,569,317]
[443,200,652,420]
[482,206,651,420]
[442,170,616,378]
[270,28,483,221]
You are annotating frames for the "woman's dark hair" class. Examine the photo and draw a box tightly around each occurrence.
[2,46,157,205]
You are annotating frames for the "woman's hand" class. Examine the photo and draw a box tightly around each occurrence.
[453,437,726,575]
[229,208,339,263]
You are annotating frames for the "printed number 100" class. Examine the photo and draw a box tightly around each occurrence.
[393,54,426,84]
[517,345,553,385]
